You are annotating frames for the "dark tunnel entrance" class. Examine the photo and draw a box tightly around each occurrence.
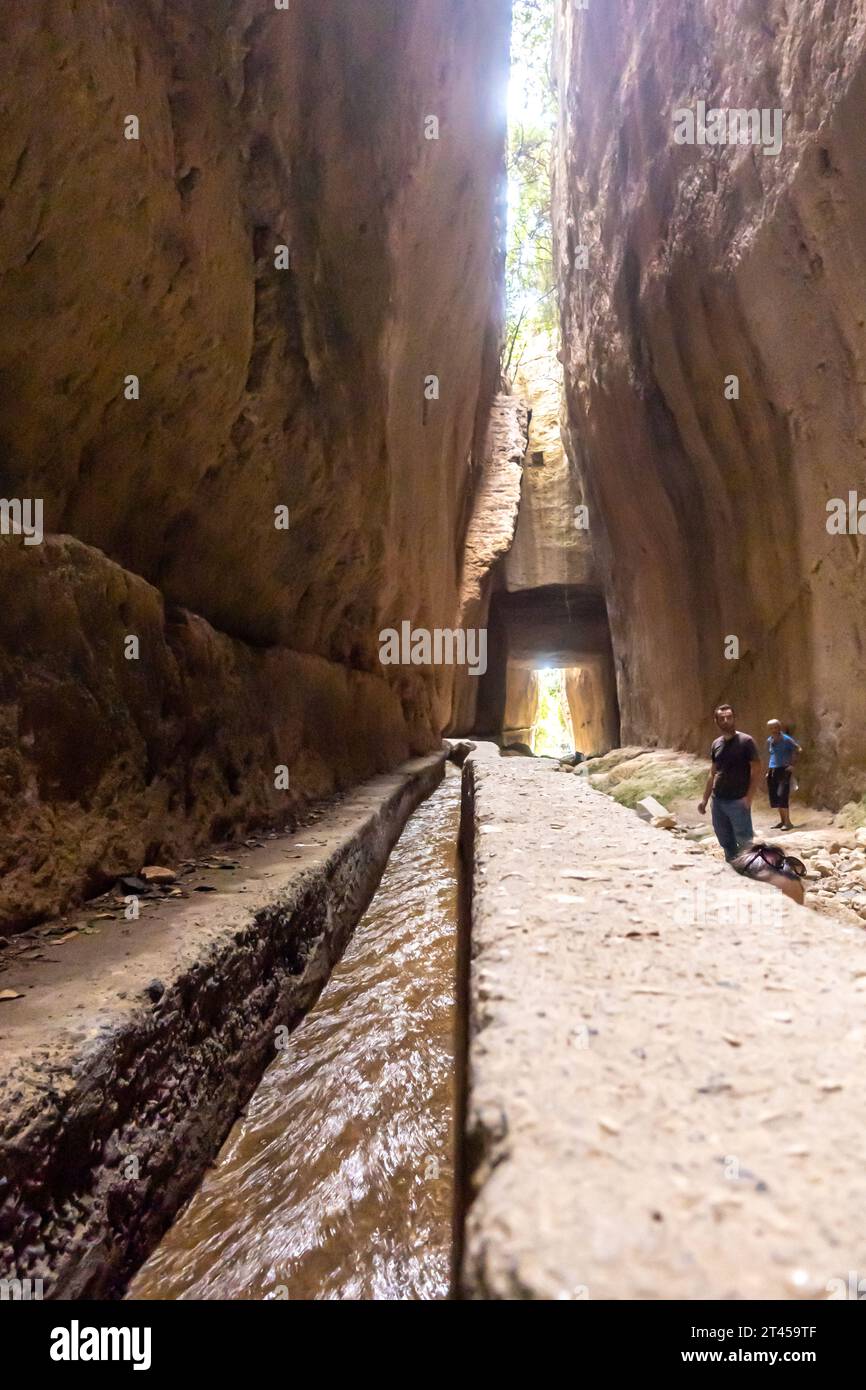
[471,583,621,756]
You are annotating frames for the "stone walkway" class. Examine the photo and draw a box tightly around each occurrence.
[459,747,866,1300]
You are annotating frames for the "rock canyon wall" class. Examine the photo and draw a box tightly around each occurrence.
[555,0,866,806]
[0,0,511,931]
[507,340,594,595]
[448,393,528,737]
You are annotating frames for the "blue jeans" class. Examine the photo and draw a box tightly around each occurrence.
[711,796,755,861]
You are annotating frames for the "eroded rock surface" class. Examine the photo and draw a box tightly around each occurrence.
[449,395,528,736]
[0,0,511,929]
[506,335,595,594]
[554,0,866,807]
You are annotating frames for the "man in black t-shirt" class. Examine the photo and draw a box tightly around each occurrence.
[697,704,761,861]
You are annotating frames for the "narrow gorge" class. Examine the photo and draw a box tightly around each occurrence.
[1,0,866,1321]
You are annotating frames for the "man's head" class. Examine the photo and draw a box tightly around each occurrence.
[714,703,736,734]
[767,718,782,739]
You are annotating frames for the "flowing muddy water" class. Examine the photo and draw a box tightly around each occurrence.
[130,767,461,1301]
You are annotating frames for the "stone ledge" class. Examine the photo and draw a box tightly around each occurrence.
[458,752,866,1299]
[0,752,444,1299]
[0,534,438,935]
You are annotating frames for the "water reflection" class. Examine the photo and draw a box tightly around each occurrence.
[130,768,460,1301]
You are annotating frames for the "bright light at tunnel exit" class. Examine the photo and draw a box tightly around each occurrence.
[531,668,574,757]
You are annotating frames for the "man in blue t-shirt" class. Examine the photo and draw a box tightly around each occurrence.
[766,719,801,831]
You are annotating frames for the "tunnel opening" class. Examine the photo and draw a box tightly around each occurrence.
[530,667,574,757]
[471,583,621,756]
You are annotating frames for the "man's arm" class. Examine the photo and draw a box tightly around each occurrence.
[745,758,761,806]
[698,765,716,815]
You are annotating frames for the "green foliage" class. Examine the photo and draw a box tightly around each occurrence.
[600,768,708,811]
[582,750,709,809]
[532,669,574,756]
[504,0,556,379]
[510,0,555,123]
[837,794,866,829]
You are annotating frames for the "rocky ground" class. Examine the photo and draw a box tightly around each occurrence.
[558,747,866,930]
[463,745,866,1300]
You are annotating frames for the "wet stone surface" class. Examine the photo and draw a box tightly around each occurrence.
[130,768,461,1301]
[0,755,444,1299]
